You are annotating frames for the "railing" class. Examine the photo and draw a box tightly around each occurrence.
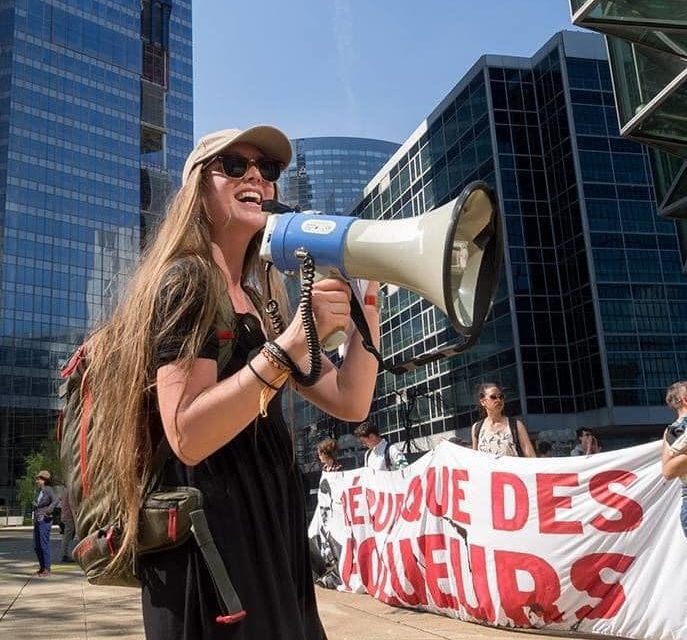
[0,506,29,527]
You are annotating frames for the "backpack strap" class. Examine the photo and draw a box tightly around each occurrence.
[142,438,175,496]
[474,419,485,445]
[384,441,392,470]
[190,510,246,624]
[216,293,237,374]
[508,417,523,457]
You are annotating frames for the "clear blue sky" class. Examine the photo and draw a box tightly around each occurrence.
[192,1,581,144]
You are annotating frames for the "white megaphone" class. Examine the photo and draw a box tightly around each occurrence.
[259,181,502,373]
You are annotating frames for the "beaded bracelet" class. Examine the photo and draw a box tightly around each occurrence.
[261,341,297,373]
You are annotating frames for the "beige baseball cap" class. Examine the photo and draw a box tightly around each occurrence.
[182,125,292,185]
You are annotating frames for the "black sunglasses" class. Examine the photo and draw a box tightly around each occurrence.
[486,393,504,400]
[214,154,282,182]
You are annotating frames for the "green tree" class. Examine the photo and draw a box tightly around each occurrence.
[15,428,62,507]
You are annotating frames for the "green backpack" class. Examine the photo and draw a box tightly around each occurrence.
[56,294,247,623]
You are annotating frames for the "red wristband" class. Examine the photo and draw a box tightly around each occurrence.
[364,294,377,307]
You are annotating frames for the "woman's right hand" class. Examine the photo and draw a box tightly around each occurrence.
[278,278,352,360]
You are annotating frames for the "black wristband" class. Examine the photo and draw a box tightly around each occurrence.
[247,359,280,391]
[262,341,297,372]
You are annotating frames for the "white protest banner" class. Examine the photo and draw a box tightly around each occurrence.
[308,441,685,640]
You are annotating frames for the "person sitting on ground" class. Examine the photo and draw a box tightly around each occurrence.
[354,421,408,470]
[570,428,601,456]
[661,380,687,537]
[471,383,536,457]
[317,438,343,472]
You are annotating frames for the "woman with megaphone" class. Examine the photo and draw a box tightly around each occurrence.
[81,125,380,639]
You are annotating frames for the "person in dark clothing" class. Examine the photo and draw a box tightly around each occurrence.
[33,469,57,576]
[81,126,380,639]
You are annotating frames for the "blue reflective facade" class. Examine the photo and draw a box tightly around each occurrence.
[0,0,193,502]
[336,31,686,454]
[277,137,399,215]
[275,136,399,464]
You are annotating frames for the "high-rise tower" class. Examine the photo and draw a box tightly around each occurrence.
[0,0,193,502]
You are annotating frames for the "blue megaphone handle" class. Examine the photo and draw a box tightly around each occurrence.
[268,212,357,278]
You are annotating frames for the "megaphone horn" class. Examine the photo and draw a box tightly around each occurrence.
[260,181,503,368]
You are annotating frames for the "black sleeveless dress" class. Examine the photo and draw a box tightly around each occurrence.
[139,311,326,640]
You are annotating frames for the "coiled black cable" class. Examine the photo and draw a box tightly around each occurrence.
[263,256,322,387]
[291,252,322,386]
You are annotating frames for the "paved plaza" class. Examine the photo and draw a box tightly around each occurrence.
[0,527,619,639]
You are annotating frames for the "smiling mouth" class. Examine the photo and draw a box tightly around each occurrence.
[236,191,262,205]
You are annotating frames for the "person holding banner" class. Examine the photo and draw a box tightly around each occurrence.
[661,380,687,537]
[570,428,601,456]
[317,438,343,472]
[471,383,536,457]
[354,421,408,470]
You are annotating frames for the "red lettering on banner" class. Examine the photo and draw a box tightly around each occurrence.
[393,493,405,524]
[371,492,395,533]
[417,534,457,609]
[341,537,357,589]
[451,468,471,524]
[494,551,563,626]
[589,471,643,532]
[449,540,495,622]
[387,539,428,606]
[571,553,634,619]
[426,467,450,518]
[365,488,375,512]
[401,476,423,522]
[376,588,403,608]
[347,485,364,525]
[357,537,381,594]
[492,473,529,531]
[536,473,583,534]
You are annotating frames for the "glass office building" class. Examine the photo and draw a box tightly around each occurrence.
[570,1,687,269]
[0,0,193,502]
[277,136,399,215]
[275,137,399,469]
[315,30,686,455]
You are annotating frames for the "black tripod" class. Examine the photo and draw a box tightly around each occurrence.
[396,387,451,459]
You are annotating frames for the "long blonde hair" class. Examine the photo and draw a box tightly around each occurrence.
[84,164,288,576]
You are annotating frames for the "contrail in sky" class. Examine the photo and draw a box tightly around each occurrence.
[333,0,359,132]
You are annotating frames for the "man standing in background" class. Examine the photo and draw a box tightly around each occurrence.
[354,422,408,470]
[570,428,601,456]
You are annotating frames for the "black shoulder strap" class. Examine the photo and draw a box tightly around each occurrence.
[141,438,174,497]
[216,292,237,374]
[384,441,391,470]
[509,417,523,457]
[474,419,485,443]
